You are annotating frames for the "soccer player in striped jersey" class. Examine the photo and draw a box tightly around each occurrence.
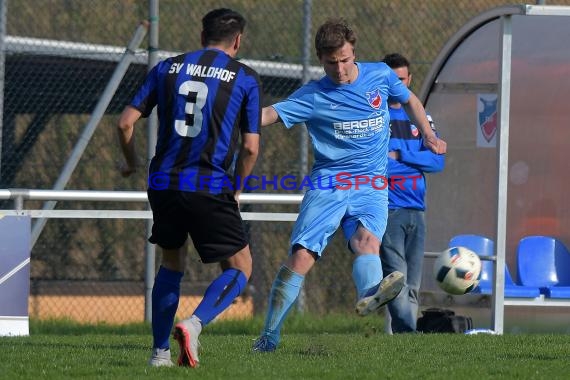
[253,19,446,352]
[117,8,261,367]
[381,53,445,333]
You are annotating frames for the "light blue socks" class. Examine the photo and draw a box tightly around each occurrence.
[352,254,383,299]
[262,266,304,345]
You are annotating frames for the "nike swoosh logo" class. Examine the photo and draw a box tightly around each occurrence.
[330,103,340,109]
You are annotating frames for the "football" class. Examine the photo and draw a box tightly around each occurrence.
[434,247,482,295]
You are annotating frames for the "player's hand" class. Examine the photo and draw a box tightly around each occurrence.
[424,135,447,154]
[388,151,400,160]
[117,161,137,177]
[234,190,242,208]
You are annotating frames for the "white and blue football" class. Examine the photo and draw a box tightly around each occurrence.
[434,247,482,295]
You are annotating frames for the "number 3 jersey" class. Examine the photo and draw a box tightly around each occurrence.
[130,48,262,194]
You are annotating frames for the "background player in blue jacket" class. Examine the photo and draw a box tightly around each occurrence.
[253,20,446,352]
[117,8,261,367]
[381,53,445,333]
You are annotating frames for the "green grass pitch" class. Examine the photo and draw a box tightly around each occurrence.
[1,314,569,379]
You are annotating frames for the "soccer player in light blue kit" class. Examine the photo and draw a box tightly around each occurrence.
[253,19,446,352]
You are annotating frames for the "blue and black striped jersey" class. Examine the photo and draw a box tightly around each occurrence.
[131,48,262,194]
[387,106,444,210]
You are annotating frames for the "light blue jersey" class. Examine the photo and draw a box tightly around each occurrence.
[273,62,411,255]
[274,62,410,185]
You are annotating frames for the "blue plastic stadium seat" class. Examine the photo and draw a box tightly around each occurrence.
[449,234,540,298]
[517,236,570,299]
[503,267,540,298]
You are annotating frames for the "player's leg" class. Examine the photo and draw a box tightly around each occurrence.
[253,247,315,352]
[349,226,383,299]
[348,225,404,315]
[384,209,425,332]
[381,208,414,332]
[173,247,251,367]
[147,189,189,367]
[191,247,251,325]
[343,188,404,316]
[253,188,346,352]
[173,192,250,367]
[149,246,186,367]
[401,210,425,331]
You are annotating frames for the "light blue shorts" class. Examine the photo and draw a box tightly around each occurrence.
[290,186,388,257]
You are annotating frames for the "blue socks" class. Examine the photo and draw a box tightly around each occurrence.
[262,266,304,345]
[152,266,183,349]
[152,266,247,349]
[352,254,383,299]
[193,268,247,325]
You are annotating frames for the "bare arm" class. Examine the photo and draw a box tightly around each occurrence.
[403,92,447,154]
[234,132,260,202]
[261,106,281,127]
[117,105,142,177]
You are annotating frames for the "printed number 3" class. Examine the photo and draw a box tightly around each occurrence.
[175,80,208,138]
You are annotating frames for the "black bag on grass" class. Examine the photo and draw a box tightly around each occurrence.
[416,308,473,333]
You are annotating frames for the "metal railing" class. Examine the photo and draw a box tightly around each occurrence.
[1,189,303,219]
[0,189,304,321]
[2,189,569,327]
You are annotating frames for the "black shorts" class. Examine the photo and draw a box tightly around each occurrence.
[147,189,249,263]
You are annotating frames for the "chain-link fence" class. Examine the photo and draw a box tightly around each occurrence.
[2,0,569,323]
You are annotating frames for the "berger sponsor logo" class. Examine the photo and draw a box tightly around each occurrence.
[332,115,385,140]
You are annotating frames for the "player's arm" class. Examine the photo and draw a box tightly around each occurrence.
[389,143,444,173]
[397,114,445,173]
[403,93,447,154]
[398,148,445,173]
[234,132,260,202]
[261,106,282,127]
[117,105,142,177]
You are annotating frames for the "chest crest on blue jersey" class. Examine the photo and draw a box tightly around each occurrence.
[366,88,382,109]
[410,124,419,137]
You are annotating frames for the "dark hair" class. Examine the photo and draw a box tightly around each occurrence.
[202,8,246,47]
[382,53,410,70]
[315,18,356,58]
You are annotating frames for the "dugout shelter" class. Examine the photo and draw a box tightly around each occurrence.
[419,4,570,333]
